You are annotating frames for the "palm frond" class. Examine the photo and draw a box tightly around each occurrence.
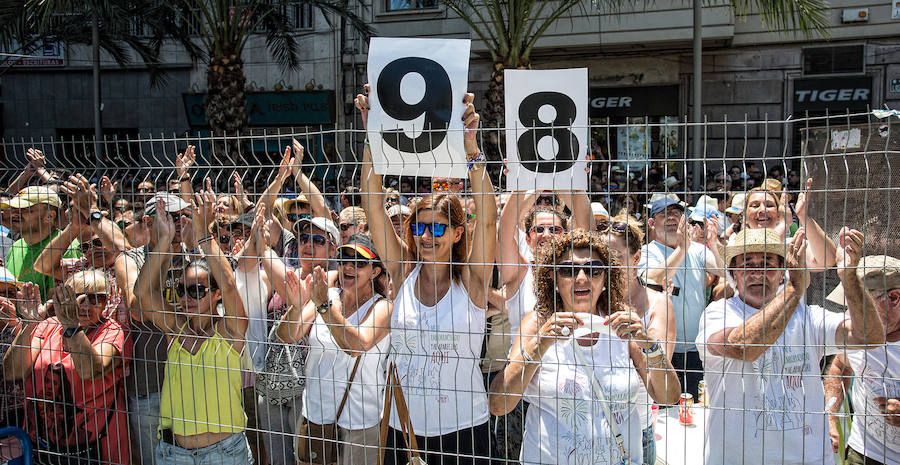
[733,0,829,38]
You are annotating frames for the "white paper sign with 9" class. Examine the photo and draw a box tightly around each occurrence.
[504,68,588,191]
[366,38,471,178]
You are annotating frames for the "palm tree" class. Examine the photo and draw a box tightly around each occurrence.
[157,1,373,143]
[441,0,829,153]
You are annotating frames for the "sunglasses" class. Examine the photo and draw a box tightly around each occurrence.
[299,233,329,247]
[286,213,312,223]
[688,219,706,227]
[529,225,563,235]
[535,195,555,206]
[176,283,213,300]
[598,222,629,234]
[338,252,372,268]
[432,181,451,191]
[79,293,108,306]
[116,220,134,230]
[339,223,355,232]
[555,260,607,278]
[80,238,105,253]
[411,222,448,237]
[152,212,182,223]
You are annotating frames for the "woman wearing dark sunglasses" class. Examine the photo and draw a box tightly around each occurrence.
[601,214,675,464]
[489,230,681,465]
[277,234,392,465]
[135,194,252,463]
[356,86,497,465]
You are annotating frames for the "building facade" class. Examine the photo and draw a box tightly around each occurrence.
[1,0,898,167]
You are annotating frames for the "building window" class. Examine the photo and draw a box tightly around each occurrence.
[802,45,865,76]
[285,2,315,30]
[386,0,437,12]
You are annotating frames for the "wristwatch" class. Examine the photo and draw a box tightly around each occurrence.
[316,300,331,315]
[641,340,664,359]
[89,210,103,224]
[63,326,84,338]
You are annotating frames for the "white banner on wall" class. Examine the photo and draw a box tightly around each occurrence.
[503,68,589,191]
[366,37,471,178]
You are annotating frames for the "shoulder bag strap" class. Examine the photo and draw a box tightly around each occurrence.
[389,366,420,458]
[335,356,363,423]
[570,340,629,464]
[378,361,394,465]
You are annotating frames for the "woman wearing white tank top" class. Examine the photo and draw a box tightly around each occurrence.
[601,214,676,465]
[489,230,681,465]
[278,234,393,465]
[355,85,497,465]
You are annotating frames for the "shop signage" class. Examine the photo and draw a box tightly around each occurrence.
[182,90,335,126]
[1,40,65,67]
[793,77,872,113]
[589,85,679,118]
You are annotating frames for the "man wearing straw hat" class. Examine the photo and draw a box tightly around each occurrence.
[825,252,900,465]
[697,227,885,465]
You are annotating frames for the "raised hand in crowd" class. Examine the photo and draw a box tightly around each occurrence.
[14,282,46,323]
[174,145,197,200]
[98,175,118,207]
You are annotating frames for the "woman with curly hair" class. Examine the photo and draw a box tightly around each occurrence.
[489,230,681,465]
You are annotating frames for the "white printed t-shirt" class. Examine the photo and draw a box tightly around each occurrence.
[847,341,900,464]
[390,264,488,436]
[696,296,848,465]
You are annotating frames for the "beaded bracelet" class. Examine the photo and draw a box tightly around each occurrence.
[466,151,486,170]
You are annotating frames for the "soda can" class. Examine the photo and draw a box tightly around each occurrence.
[678,393,694,425]
[698,379,707,406]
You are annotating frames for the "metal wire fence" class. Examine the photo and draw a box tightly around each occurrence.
[0,112,898,465]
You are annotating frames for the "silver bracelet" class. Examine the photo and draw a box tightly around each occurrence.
[521,348,537,364]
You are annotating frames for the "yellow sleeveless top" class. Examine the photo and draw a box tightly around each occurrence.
[159,325,246,436]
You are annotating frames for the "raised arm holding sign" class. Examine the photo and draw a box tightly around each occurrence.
[504,68,589,191]
[366,37,472,178]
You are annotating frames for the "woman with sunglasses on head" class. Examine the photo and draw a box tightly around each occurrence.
[600,214,675,465]
[135,193,253,463]
[3,271,132,464]
[276,234,392,465]
[355,85,497,465]
[33,173,130,327]
[490,230,681,465]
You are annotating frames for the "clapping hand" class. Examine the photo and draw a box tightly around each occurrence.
[835,227,864,276]
[285,268,313,310]
[50,285,80,329]
[786,228,809,291]
[175,145,196,180]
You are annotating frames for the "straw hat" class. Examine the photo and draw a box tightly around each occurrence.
[826,255,900,305]
[721,228,788,266]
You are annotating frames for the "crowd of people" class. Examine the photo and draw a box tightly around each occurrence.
[0,90,897,465]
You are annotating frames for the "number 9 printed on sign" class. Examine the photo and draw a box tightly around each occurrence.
[366,38,472,178]
[504,69,588,191]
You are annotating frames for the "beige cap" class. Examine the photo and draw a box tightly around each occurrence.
[826,255,900,305]
[1,186,61,209]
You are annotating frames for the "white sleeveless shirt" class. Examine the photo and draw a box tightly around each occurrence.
[522,334,643,465]
[303,291,389,430]
[505,265,536,349]
[390,264,489,436]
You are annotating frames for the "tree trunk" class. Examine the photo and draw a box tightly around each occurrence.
[206,49,248,167]
[480,61,507,163]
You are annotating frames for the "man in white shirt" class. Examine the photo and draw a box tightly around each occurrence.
[640,197,723,398]
[697,227,885,465]
[826,253,900,465]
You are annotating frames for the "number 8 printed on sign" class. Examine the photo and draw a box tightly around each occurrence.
[504,68,589,191]
[367,38,472,178]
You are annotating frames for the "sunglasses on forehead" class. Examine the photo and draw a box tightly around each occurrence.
[432,181,451,191]
[536,195,555,205]
[598,221,629,234]
[286,213,312,223]
[555,260,607,278]
[339,223,355,232]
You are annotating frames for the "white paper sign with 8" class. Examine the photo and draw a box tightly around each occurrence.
[366,38,472,178]
[504,68,588,191]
